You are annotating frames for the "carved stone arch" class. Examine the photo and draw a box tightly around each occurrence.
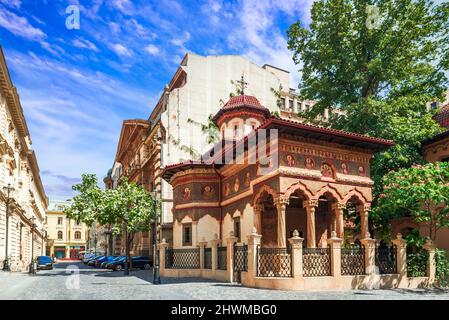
[231,209,242,218]
[342,188,369,204]
[252,184,278,205]
[283,180,313,200]
[313,184,343,202]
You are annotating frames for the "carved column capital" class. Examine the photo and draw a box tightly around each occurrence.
[274,196,289,209]
[253,204,264,214]
[303,199,319,209]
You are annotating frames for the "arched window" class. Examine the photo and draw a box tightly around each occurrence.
[57,231,63,240]
[75,231,81,240]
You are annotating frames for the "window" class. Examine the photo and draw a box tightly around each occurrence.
[250,122,257,130]
[233,124,238,139]
[280,98,286,110]
[431,101,439,109]
[74,231,81,240]
[57,231,63,240]
[182,223,192,246]
[305,104,310,111]
[57,217,63,225]
[289,99,294,111]
[234,217,241,242]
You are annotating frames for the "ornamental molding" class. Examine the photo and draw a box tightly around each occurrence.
[279,136,373,159]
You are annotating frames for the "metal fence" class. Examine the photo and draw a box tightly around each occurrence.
[204,248,212,269]
[165,248,200,269]
[303,247,331,277]
[375,245,397,274]
[233,244,248,283]
[341,247,365,275]
[217,246,227,270]
[257,247,292,277]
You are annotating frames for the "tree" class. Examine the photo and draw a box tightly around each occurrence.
[65,173,104,225]
[287,0,449,229]
[65,174,157,274]
[102,177,157,273]
[378,162,449,241]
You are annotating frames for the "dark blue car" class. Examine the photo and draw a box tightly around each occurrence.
[36,256,53,270]
[95,255,118,268]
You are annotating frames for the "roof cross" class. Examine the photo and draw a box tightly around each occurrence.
[236,74,248,95]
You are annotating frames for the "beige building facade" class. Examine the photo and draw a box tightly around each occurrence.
[46,200,89,259]
[0,47,48,272]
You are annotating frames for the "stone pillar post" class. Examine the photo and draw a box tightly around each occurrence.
[192,220,198,247]
[275,197,289,248]
[284,96,289,111]
[334,203,346,240]
[392,233,408,280]
[198,238,207,270]
[210,234,220,272]
[327,231,342,277]
[226,231,238,282]
[293,97,298,113]
[423,239,436,284]
[358,203,371,239]
[288,230,304,278]
[360,234,377,275]
[247,227,262,277]
[158,238,168,276]
[252,204,263,235]
[304,200,318,248]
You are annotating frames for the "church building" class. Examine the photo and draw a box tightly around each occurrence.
[162,94,394,250]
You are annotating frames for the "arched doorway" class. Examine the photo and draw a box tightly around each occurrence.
[285,190,307,246]
[256,192,277,248]
[344,195,364,246]
[315,192,337,248]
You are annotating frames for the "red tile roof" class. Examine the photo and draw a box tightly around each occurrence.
[212,94,271,124]
[433,103,449,128]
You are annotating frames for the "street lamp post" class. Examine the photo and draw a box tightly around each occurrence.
[2,183,15,271]
[124,213,129,276]
[152,195,161,284]
[29,216,36,275]
[41,227,46,256]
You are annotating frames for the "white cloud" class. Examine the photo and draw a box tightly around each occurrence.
[72,38,99,52]
[0,0,21,8]
[111,0,134,15]
[145,44,159,56]
[110,43,133,57]
[0,8,46,41]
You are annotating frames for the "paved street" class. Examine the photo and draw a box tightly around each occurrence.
[0,261,448,300]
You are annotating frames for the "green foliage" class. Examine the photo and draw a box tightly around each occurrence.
[65,174,157,238]
[378,162,449,240]
[287,0,449,231]
[64,174,104,225]
[435,248,449,287]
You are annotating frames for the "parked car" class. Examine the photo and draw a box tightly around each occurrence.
[83,253,96,264]
[87,255,105,266]
[108,256,152,271]
[102,256,124,269]
[78,251,87,260]
[95,255,118,267]
[36,256,53,270]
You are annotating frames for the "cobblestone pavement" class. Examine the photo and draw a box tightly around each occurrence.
[1,261,448,300]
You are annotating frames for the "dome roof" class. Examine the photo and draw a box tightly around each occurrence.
[212,94,271,124]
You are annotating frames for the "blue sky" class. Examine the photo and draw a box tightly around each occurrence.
[0,0,313,200]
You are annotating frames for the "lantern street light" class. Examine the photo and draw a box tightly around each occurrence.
[2,183,15,271]
[151,192,161,284]
[29,216,37,275]
[124,212,129,276]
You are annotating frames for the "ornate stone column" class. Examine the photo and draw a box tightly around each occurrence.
[247,227,262,278]
[275,197,289,248]
[198,238,207,270]
[158,238,168,276]
[357,203,371,239]
[304,200,318,248]
[392,233,407,286]
[288,230,304,279]
[210,234,220,272]
[334,203,346,239]
[252,204,264,235]
[327,231,342,277]
[226,231,238,282]
[423,238,436,284]
[360,233,377,275]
